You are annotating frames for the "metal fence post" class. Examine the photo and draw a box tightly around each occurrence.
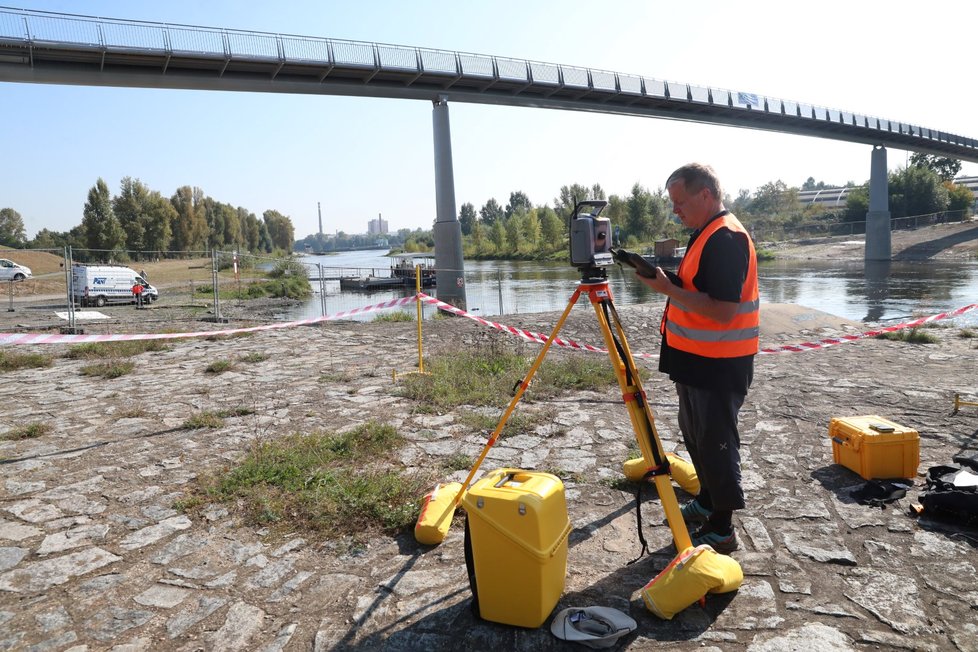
[497,270,504,316]
[6,280,12,312]
[318,263,326,317]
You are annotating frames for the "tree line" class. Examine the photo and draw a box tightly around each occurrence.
[0,177,296,262]
[2,155,972,259]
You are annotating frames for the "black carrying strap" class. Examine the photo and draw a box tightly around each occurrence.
[600,299,670,565]
[627,464,672,565]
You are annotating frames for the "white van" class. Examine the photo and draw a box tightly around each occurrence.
[0,258,31,281]
[71,264,159,307]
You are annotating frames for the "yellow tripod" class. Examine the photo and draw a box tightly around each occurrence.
[454,277,692,552]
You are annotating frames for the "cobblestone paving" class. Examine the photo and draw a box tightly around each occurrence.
[1,302,977,651]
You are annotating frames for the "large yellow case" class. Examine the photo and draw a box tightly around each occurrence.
[462,468,571,628]
[829,415,919,480]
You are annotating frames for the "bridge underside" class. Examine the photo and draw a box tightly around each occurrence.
[1,40,976,163]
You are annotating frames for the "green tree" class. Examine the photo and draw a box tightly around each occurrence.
[170,186,208,252]
[590,183,607,201]
[625,183,653,241]
[505,191,532,218]
[262,210,295,252]
[489,220,506,253]
[844,186,870,222]
[480,198,504,225]
[944,181,974,214]
[143,192,175,256]
[468,221,487,255]
[554,183,591,218]
[909,153,962,182]
[220,203,241,250]
[82,178,125,257]
[538,206,564,253]
[522,209,541,251]
[0,208,27,247]
[458,202,477,236]
[30,228,72,250]
[113,177,153,255]
[889,166,948,218]
[505,213,525,253]
[240,208,261,252]
[749,180,798,217]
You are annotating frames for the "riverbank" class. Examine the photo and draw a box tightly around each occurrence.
[1,297,977,650]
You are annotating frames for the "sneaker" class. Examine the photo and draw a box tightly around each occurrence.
[679,500,712,524]
[691,524,739,554]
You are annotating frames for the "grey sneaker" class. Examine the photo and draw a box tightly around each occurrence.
[680,500,712,524]
[691,524,738,554]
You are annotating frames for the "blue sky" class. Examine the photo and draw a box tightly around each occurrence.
[3,0,976,239]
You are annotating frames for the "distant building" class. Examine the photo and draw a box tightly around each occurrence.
[368,214,389,235]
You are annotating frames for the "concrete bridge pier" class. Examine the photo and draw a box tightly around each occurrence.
[865,144,891,261]
[432,97,466,309]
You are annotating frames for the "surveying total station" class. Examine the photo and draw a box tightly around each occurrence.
[416,200,743,625]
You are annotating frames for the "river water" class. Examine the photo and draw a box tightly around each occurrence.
[282,249,978,326]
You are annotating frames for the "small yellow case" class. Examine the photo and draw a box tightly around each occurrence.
[829,415,920,480]
[462,468,571,628]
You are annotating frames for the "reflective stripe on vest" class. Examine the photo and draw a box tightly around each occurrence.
[662,213,759,358]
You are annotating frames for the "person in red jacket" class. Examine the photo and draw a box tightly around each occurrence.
[634,163,759,554]
[132,280,144,309]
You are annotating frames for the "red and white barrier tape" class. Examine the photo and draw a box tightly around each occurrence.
[757,302,978,354]
[0,295,418,345]
[417,293,658,358]
[3,293,974,357]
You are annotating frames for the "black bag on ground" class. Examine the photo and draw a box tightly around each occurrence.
[952,450,978,473]
[919,464,978,526]
[851,479,910,508]
[920,491,978,526]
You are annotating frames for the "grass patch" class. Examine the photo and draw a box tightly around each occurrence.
[183,411,225,429]
[2,421,52,441]
[875,327,939,344]
[64,340,168,359]
[188,421,427,540]
[373,311,415,323]
[0,350,53,372]
[441,452,473,473]
[240,352,269,363]
[216,406,255,418]
[116,407,149,419]
[457,408,557,439]
[958,329,976,339]
[398,346,621,410]
[205,359,236,374]
[80,360,136,378]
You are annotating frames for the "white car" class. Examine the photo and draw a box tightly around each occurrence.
[0,258,31,281]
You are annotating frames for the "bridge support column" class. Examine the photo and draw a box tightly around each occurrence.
[432,97,466,309]
[865,144,891,261]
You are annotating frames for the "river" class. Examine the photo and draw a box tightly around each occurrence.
[279,249,978,326]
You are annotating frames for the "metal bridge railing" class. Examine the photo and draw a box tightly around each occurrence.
[1,6,976,158]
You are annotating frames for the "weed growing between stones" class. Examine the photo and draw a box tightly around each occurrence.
[80,360,136,379]
[2,421,52,440]
[204,359,236,374]
[64,340,168,359]
[397,343,620,410]
[183,421,430,540]
[875,327,939,344]
[182,411,225,429]
[0,350,53,372]
[373,311,415,323]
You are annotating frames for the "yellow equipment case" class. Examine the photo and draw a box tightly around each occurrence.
[829,415,920,480]
[462,468,572,628]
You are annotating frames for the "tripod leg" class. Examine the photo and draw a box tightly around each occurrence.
[452,286,584,506]
[588,290,692,551]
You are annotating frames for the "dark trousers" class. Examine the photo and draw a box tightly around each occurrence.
[676,383,746,512]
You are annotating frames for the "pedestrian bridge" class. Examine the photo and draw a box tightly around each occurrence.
[0,6,976,163]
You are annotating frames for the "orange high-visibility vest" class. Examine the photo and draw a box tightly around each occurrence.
[661,213,759,358]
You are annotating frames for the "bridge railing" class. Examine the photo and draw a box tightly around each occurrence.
[2,5,975,157]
